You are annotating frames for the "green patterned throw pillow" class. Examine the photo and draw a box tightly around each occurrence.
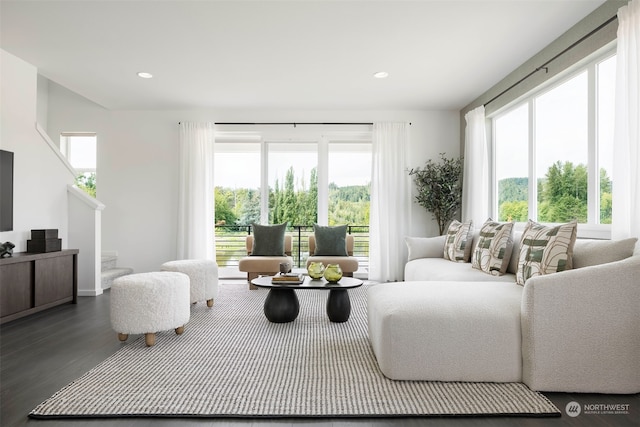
[516,220,578,285]
[471,219,515,276]
[443,220,473,262]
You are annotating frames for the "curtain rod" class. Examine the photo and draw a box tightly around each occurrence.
[484,14,618,108]
[178,122,411,126]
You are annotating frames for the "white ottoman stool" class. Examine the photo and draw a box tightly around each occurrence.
[111,272,190,347]
[368,281,523,382]
[160,259,218,307]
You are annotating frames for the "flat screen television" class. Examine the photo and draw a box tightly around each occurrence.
[0,149,14,231]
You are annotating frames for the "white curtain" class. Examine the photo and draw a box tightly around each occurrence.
[462,105,489,227]
[612,0,640,241]
[177,122,215,260]
[369,122,411,282]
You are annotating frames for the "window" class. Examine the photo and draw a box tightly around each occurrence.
[214,132,371,228]
[213,141,261,227]
[61,133,97,197]
[328,142,371,226]
[492,51,616,235]
[597,55,616,224]
[213,130,372,268]
[535,71,588,223]
[267,142,318,226]
[495,104,529,222]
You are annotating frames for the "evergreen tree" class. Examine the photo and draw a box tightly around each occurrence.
[282,167,296,225]
[237,188,261,225]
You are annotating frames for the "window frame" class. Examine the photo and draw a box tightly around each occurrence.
[60,132,97,175]
[489,47,616,239]
[214,128,372,226]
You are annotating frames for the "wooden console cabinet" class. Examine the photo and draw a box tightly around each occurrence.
[0,249,78,324]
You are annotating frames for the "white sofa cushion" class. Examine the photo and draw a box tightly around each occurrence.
[405,257,516,282]
[368,281,523,382]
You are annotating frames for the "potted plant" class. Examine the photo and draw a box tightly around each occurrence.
[408,153,463,235]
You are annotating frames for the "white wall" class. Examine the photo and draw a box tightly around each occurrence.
[36,74,48,133]
[46,85,459,274]
[0,50,73,252]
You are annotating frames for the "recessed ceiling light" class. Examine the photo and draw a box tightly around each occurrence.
[373,71,389,79]
[137,72,153,79]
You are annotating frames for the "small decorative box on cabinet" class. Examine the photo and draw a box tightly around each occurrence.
[27,229,62,253]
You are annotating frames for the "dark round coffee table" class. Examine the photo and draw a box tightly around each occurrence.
[250,276,363,323]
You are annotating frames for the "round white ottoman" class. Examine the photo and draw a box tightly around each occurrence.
[160,259,218,307]
[110,272,190,347]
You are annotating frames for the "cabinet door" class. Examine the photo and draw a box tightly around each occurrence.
[34,255,73,306]
[0,263,33,317]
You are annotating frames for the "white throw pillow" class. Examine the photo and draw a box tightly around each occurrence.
[471,219,514,276]
[405,236,447,261]
[516,220,577,286]
[443,220,473,263]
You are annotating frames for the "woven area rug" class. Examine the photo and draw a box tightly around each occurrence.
[31,282,560,418]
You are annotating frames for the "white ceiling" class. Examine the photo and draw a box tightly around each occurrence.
[1,0,606,111]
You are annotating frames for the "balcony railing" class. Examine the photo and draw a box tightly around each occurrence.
[215,225,369,271]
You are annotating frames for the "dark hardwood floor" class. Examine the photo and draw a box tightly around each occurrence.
[1,282,638,427]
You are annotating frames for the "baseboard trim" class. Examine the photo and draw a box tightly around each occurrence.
[78,289,103,297]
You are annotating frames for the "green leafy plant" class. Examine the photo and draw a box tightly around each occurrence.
[408,154,463,235]
[75,172,96,198]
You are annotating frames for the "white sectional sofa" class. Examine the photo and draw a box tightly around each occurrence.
[368,232,640,393]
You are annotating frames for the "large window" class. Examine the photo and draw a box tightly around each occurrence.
[493,51,615,234]
[213,131,371,268]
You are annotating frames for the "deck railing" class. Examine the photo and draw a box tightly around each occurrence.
[215,225,369,271]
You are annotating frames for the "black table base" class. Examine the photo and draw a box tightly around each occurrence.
[326,288,351,322]
[264,289,300,323]
[263,287,353,323]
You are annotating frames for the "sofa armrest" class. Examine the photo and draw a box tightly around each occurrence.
[405,235,446,261]
[521,256,640,393]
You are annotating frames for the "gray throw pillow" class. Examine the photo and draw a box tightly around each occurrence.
[314,224,348,256]
[251,223,287,256]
